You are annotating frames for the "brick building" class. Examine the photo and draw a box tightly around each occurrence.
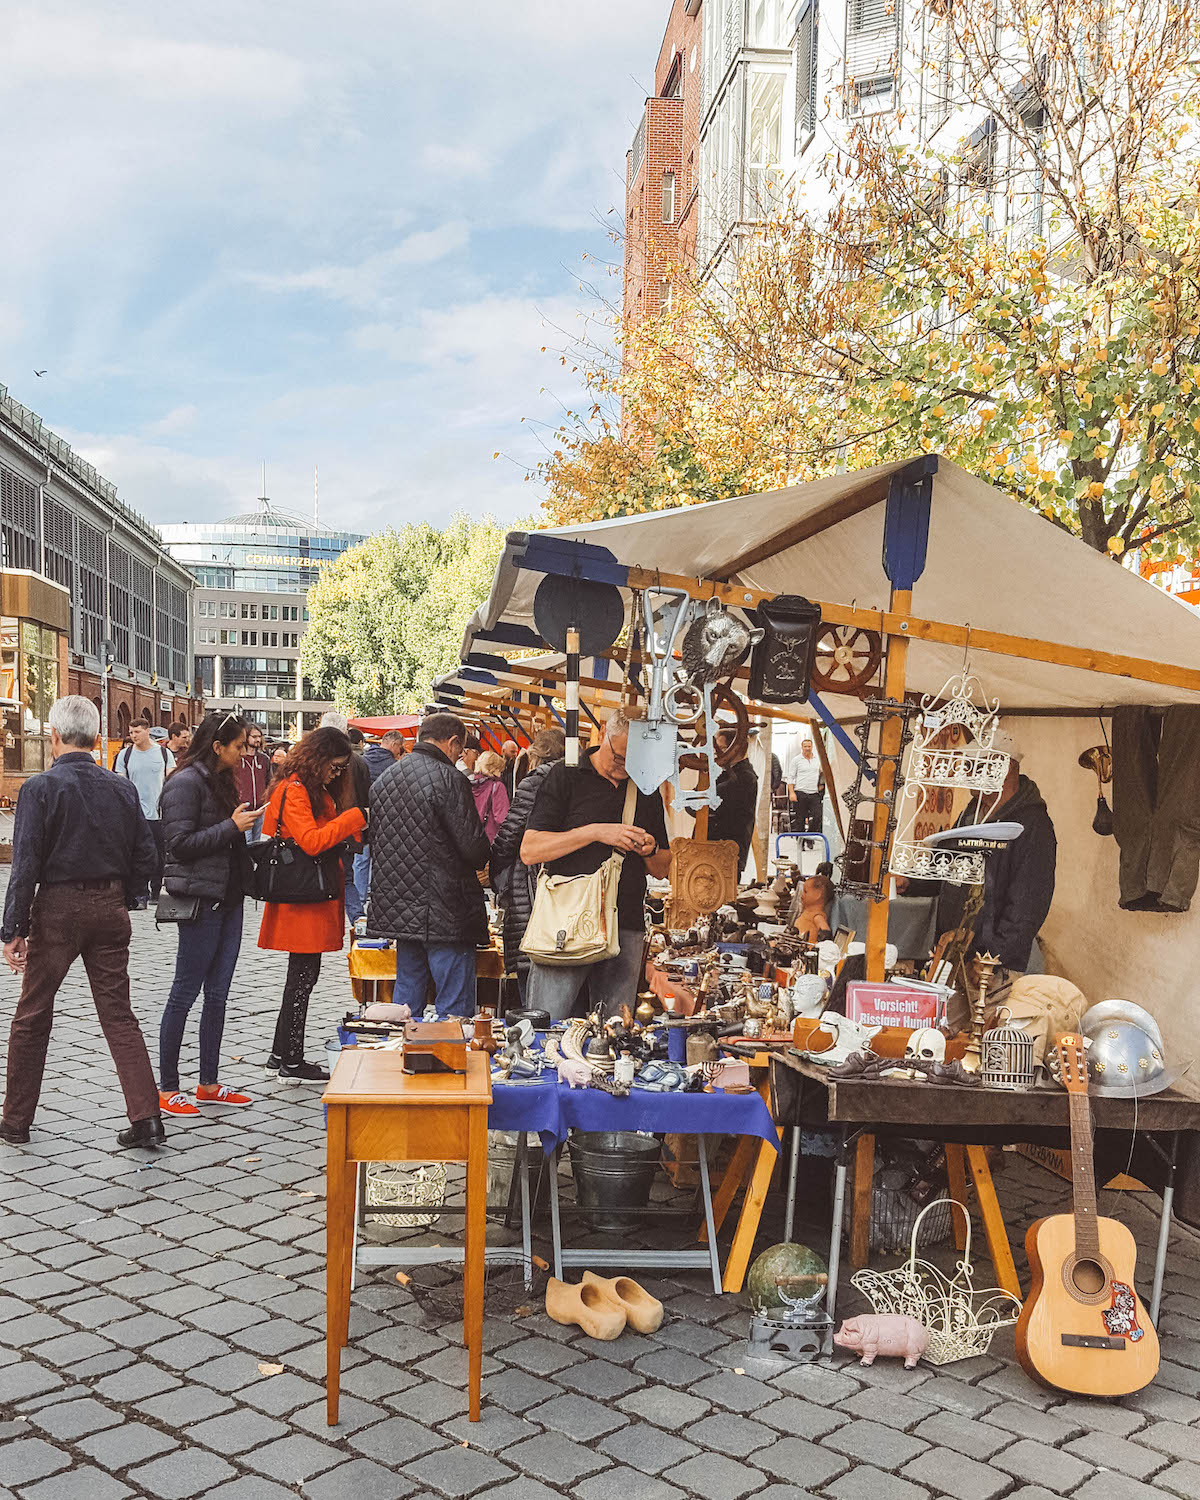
[622,0,704,331]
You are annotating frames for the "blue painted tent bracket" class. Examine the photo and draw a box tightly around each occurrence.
[512,532,630,588]
[883,455,937,591]
[806,691,869,781]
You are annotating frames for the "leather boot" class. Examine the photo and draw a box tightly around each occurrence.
[117,1117,166,1149]
[582,1272,664,1333]
[545,1277,626,1340]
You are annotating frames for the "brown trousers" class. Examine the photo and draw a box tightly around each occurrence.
[3,880,159,1129]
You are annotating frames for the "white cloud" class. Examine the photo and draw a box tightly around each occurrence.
[243,223,470,306]
[146,404,199,436]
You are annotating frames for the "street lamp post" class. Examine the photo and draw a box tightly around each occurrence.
[99,639,113,765]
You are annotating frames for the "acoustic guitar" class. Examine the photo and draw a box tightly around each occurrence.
[1016,1033,1159,1396]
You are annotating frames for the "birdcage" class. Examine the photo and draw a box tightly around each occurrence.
[981,1008,1036,1091]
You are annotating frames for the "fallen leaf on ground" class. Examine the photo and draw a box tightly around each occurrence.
[734,1367,745,1375]
[243,1157,261,1163]
[257,1363,284,1376]
[514,1305,533,1318]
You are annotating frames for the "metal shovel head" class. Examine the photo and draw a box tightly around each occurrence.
[626,719,678,794]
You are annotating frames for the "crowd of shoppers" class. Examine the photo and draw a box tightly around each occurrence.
[0,693,688,1146]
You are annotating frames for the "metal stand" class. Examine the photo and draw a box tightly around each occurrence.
[351,1132,535,1290]
[825,1134,849,1354]
[1146,1131,1179,1326]
[783,1127,801,1244]
[547,1134,723,1294]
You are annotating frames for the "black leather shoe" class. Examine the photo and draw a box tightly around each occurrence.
[0,1119,30,1144]
[117,1116,166,1149]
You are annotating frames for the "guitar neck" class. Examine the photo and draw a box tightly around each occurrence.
[1069,1091,1100,1258]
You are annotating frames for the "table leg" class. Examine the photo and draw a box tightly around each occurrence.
[964,1145,1021,1299]
[699,1134,757,1244]
[516,1133,533,1293]
[784,1127,801,1244]
[1150,1132,1178,1326]
[548,1144,563,1281]
[696,1136,721,1294]
[825,1144,848,1354]
[945,1145,969,1252]
[464,1103,487,1423]
[850,1135,875,1268]
[723,1135,779,1293]
[325,1106,354,1426]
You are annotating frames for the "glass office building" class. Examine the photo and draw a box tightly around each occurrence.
[159,499,363,739]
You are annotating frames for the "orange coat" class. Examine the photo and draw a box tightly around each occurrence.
[257,776,367,955]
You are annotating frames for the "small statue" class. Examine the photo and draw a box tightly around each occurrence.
[834,1314,929,1369]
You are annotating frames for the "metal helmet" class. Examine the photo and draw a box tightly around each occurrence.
[1081,1000,1164,1053]
[1083,1019,1188,1097]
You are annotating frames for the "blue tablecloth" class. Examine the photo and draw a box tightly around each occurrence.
[489,1074,779,1155]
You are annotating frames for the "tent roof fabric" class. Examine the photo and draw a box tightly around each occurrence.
[462,458,1200,713]
[347,715,420,734]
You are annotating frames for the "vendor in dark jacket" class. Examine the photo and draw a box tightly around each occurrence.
[366,713,490,1018]
[699,729,759,873]
[157,714,263,1116]
[490,727,566,1001]
[935,733,1057,978]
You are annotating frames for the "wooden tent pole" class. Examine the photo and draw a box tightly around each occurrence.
[810,718,845,843]
[865,589,910,982]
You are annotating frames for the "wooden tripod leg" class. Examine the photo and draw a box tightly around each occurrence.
[850,1134,875,1268]
[965,1145,1021,1298]
[945,1145,969,1252]
[699,1134,757,1244]
[723,1135,781,1293]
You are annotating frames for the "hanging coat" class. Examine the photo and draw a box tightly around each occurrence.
[257,775,366,955]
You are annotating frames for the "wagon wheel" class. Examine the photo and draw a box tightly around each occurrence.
[811,624,882,696]
[677,683,750,772]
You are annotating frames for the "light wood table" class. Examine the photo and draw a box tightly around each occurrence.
[347,941,505,1007]
[323,1049,492,1424]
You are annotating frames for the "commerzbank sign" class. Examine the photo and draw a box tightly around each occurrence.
[244,555,334,568]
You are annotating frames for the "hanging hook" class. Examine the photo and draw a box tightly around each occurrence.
[962,623,972,678]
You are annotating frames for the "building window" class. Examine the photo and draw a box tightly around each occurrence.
[662,172,677,223]
[746,68,787,215]
[846,0,901,117]
[750,0,794,45]
[0,466,39,574]
[1,619,61,773]
[794,0,818,149]
[663,54,683,99]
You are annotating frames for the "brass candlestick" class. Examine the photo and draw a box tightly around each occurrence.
[961,952,1000,1074]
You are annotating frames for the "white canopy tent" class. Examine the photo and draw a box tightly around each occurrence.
[461,458,1200,1070]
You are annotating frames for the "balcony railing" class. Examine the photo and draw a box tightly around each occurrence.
[630,111,647,183]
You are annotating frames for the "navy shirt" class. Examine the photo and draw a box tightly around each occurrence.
[2,752,158,940]
[526,748,668,930]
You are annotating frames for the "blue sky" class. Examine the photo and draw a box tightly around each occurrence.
[0,1,666,535]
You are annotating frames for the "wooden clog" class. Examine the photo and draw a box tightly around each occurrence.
[582,1272,664,1334]
[545,1277,626,1340]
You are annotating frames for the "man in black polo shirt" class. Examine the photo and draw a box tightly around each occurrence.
[521,709,671,1021]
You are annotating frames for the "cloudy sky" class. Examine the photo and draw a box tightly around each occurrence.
[0,1,666,535]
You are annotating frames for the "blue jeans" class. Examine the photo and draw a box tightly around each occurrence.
[343,849,365,925]
[527,928,645,1023]
[158,902,243,1091]
[352,850,371,913]
[393,941,476,1019]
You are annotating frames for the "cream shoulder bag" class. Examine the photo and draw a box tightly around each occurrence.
[521,780,637,966]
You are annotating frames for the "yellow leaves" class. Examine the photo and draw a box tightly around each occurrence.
[1150,473,1168,500]
[1080,391,1094,410]
[1023,453,1040,476]
[931,405,946,419]
[1152,361,1168,376]
[1151,403,1165,418]
[1108,537,1124,554]
[1058,429,1073,445]
[1087,482,1106,500]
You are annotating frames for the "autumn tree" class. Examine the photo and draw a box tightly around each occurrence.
[301,516,507,714]
[543,0,1200,559]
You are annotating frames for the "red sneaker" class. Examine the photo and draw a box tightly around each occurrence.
[195,1083,253,1107]
[158,1089,199,1117]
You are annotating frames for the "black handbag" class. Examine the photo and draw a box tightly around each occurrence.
[246,783,345,905]
[154,891,202,924]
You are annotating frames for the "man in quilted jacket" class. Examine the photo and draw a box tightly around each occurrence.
[365,713,490,1017]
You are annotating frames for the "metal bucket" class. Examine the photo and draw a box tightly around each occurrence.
[567,1131,662,1233]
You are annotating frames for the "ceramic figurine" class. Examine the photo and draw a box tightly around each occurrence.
[834,1313,929,1368]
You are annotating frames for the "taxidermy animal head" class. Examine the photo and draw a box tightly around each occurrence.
[682,598,763,685]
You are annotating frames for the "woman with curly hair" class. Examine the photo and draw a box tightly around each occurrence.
[258,727,366,1080]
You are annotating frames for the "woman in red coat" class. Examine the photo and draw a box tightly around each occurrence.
[259,727,366,1080]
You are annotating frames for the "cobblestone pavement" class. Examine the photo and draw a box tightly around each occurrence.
[2,889,1200,1500]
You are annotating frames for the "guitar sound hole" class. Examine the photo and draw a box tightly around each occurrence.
[1071,1258,1107,1296]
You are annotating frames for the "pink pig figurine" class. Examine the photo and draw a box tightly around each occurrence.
[834,1314,929,1369]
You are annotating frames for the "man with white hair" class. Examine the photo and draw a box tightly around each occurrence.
[0,696,163,1148]
[319,710,349,733]
[521,709,671,1020]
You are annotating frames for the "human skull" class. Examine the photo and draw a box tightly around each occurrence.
[905,1028,946,1065]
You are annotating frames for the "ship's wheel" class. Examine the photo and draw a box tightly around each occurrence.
[676,682,750,771]
[811,624,882,696]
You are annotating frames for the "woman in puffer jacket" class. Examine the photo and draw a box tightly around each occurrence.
[488,728,565,1002]
[157,714,263,1117]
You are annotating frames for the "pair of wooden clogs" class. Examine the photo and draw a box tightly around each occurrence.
[545,1272,664,1341]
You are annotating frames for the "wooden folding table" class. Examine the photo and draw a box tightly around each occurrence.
[323,1049,492,1424]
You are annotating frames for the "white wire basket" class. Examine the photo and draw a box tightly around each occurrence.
[364,1161,448,1228]
[851,1199,1021,1364]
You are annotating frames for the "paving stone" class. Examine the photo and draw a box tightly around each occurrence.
[468,1368,556,1414]
[440,1408,540,1454]
[686,1369,777,1413]
[527,1392,627,1442]
[598,1422,698,1475]
[911,1410,1011,1460]
[0,1363,62,1403]
[836,1384,938,1432]
[137,1385,235,1425]
[1155,1460,1200,1498]
[902,1447,1011,1500]
[1072,1477,1168,1500]
[29,1330,115,1366]
[27,1396,123,1441]
[823,1466,929,1500]
[575,1472,684,1500]
[394,1379,470,1425]
[754,1436,849,1488]
[127,1448,238,1499]
[101,1310,187,1348]
[1066,1429,1168,1480]
[629,1385,710,1430]
[95,1362,180,1402]
[500,1431,610,1484]
[499,1335,586,1376]
[993,1437,1095,1493]
[632,1348,712,1385]
[403,1445,516,1497]
[339,1360,420,1401]
[242,1433,348,1483]
[555,1358,643,1400]
[660,1452,766,1500]
[0,1439,71,1486]
[682,1409,775,1457]
[191,1350,275,1392]
[185,1407,290,1453]
[200,1480,300,1500]
[757,1395,846,1439]
[350,1415,444,1464]
[19,1466,133,1500]
[1135,1421,1200,1462]
[302,1457,418,1500]
[77,1421,179,1469]
[977,1400,1083,1445]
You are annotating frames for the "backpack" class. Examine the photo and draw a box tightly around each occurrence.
[121,744,170,774]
